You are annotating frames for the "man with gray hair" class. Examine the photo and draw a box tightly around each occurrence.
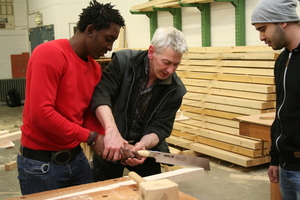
[89,27,188,181]
[252,0,300,199]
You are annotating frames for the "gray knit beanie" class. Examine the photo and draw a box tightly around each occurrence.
[251,0,300,24]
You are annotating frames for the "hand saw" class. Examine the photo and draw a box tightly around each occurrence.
[137,150,210,170]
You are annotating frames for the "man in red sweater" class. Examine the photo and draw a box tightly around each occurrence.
[17,0,125,195]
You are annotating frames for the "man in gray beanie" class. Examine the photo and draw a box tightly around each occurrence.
[252,0,300,199]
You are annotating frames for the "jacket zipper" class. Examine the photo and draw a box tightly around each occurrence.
[275,52,292,158]
[145,87,177,128]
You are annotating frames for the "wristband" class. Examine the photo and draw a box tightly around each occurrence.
[87,132,98,146]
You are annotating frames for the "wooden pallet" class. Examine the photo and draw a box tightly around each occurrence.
[169,46,279,167]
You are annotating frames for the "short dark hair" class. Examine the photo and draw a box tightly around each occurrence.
[77,0,125,32]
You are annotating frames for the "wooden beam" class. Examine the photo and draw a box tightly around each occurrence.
[185,86,276,101]
[181,78,275,93]
[173,123,263,149]
[182,66,274,77]
[176,71,274,84]
[188,45,279,53]
[184,92,275,109]
[0,130,9,135]
[0,131,21,146]
[182,99,274,116]
[5,161,17,171]
[155,2,180,8]
[184,112,239,128]
[171,130,269,157]
[181,0,214,3]
[131,0,176,11]
[185,60,275,69]
[167,136,270,167]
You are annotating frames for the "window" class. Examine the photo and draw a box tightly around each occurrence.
[0,0,14,29]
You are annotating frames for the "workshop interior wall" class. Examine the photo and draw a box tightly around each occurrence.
[1,0,300,78]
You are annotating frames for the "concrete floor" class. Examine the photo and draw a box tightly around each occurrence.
[0,105,270,200]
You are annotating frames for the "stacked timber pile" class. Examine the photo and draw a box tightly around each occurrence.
[168,46,280,167]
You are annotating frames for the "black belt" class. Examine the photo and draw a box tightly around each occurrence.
[20,145,82,165]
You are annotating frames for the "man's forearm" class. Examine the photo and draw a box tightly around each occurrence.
[95,105,116,130]
[138,133,159,149]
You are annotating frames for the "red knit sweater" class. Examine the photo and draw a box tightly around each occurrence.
[21,39,102,151]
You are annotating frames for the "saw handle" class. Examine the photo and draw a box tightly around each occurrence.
[137,150,151,157]
[128,171,146,184]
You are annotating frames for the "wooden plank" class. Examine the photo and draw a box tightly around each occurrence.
[220,52,279,60]
[171,130,269,157]
[181,0,214,3]
[182,99,274,116]
[187,60,275,69]
[186,86,276,101]
[239,122,271,141]
[176,71,274,84]
[49,168,204,200]
[184,92,275,109]
[166,136,270,167]
[180,106,243,120]
[0,131,21,145]
[176,118,240,135]
[131,0,176,11]
[183,52,277,62]
[173,123,263,149]
[181,78,275,93]
[184,112,239,128]
[5,161,17,171]
[7,169,203,200]
[0,130,9,135]
[181,65,274,76]
[188,45,278,53]
[0,141,15,149]
[155,2,180,8]
[188,53,221,60]
[235,112,275,126]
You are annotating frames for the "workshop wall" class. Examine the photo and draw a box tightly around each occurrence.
[0,0,300,79]
[0,0,28,79]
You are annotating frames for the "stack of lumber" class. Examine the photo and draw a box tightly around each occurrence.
[168,45,280,167]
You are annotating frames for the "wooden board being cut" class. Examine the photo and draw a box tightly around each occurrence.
[7,168,203,200]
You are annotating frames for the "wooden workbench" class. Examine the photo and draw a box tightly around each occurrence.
[235,112,281,200]
[7,168,203,200]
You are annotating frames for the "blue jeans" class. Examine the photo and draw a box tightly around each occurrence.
[280,167,300,200]
[17,150,92,195]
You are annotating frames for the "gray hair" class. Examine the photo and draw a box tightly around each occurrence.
[151,27,188,54]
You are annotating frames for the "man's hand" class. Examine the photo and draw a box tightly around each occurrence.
[102,127,128,161]
[120,142,146,166]
[92,134,105,156]
[268,165,279,183]
[94,105,128,161]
